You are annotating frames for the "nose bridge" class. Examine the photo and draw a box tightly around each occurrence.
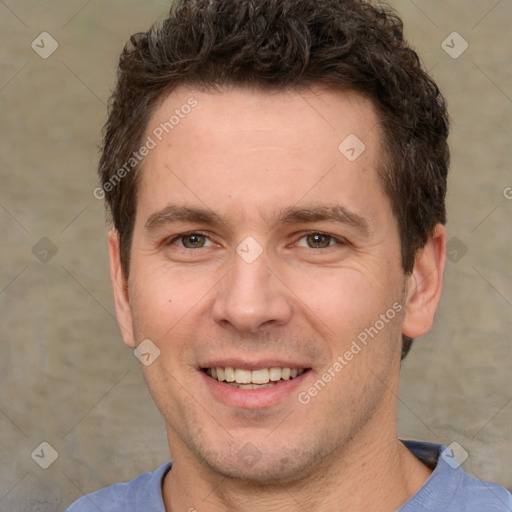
[212,246,292,332]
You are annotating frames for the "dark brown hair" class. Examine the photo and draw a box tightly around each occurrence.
[99,0,449,359]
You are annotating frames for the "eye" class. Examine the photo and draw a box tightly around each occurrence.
[295,232,342,249]
[170,232,214,249]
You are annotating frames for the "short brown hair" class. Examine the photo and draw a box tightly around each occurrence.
[99,0,450,359]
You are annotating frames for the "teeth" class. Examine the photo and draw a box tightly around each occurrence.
[269,367,282,381]
[206,366,305,385]
[235,368,252,384]
[251,368,270,384]
[224,366,235,382]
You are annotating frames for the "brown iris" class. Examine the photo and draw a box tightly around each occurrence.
[306,233,332,248]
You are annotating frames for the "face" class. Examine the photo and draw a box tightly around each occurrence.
[110,86,438,484]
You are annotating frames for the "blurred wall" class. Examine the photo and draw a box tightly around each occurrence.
[0,1,510,510]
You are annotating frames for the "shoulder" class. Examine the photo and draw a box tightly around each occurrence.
[455,470,512,511]
[65,462,172,512]
[401,440,512,511]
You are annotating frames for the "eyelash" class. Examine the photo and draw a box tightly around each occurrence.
[166,231,347,249]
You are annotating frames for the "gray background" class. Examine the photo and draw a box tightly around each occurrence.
[0,1,510,510]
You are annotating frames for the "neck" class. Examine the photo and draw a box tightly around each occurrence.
[162,423,432,512]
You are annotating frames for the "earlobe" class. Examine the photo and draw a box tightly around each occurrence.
[108,229,137,348]
[402,224,446,339]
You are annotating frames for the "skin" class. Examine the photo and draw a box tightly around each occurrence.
[109,85,446,511]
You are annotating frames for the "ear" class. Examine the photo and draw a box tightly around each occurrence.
[402,224,446,339]
[108,229,137,348]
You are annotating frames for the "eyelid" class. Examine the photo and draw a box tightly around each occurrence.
[164,230,348,250]
[293,231,349,248]
[166,231,216,247]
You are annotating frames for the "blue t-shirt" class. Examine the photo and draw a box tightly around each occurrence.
[67,441,512,511]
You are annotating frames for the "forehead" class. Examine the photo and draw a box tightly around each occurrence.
[136,85,389,229]
[147,85,381,157]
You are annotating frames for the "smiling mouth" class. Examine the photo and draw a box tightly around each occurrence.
[203,367,309,389]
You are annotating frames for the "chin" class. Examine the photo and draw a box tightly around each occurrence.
[195,439,325,486]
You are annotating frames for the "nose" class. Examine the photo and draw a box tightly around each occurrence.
[211,247,293,333]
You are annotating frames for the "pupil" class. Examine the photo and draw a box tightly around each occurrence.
[308,234,329,248]
[184,234,204,248]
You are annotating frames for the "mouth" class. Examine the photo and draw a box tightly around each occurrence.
[202,366,309,389]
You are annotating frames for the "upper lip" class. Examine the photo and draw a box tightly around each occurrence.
[200,360,310,370]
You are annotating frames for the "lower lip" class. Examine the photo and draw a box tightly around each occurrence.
[200,370,310,409]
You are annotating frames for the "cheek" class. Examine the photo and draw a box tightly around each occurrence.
[128,262,214,342]
[290,265,399,339]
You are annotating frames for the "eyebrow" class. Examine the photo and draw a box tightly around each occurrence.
[144,203,370,236]
[144,205,228,231]
[274,204,370,235]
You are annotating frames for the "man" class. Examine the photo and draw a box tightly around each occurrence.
[68,0,512,510]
